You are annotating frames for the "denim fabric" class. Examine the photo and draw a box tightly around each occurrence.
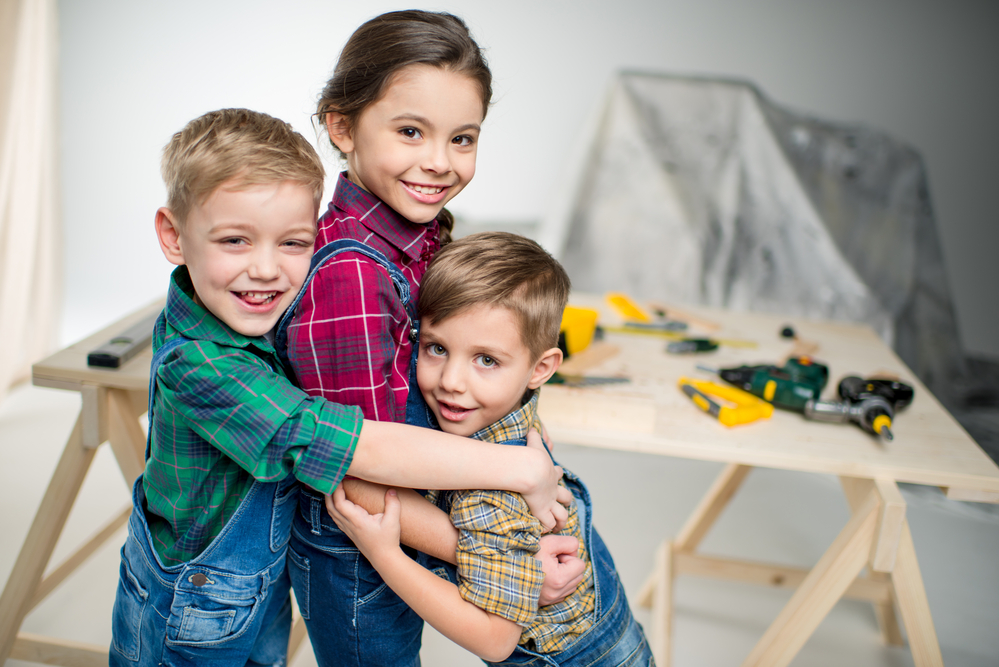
[110,336,300,666]
[285,238,447,666]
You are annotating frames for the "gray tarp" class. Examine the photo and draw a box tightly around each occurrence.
[548,71,967,404]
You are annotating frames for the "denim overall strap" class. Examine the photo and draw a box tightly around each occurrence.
[111,316,298,667]
[274,238,415,383]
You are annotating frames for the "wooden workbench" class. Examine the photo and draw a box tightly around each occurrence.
[537,295,999,667]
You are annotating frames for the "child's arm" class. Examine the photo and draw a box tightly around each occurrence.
[350,421,570,532]
[329,486,523,662]
[339,480,587,601]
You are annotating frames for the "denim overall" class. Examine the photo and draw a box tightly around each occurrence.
[110,326,299,667]
[274,239,455,667]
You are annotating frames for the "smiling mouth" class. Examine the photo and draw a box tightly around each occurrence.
[437,399,474,421]
[235,291,279,305]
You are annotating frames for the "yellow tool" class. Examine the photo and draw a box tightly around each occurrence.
[559,305,600,356]
[606,292,652,323]
[678,377,774,427]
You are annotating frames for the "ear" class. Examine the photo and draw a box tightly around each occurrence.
[325,112,355,155]
[527,347,563,389]
[154,207,186,266]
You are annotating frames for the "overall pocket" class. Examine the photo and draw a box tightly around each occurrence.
[110,545,149,661]
[166,566,267,646]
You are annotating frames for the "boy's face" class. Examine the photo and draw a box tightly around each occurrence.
[326,64,483,224]
[417,304,561,437]
[155,181,316,337]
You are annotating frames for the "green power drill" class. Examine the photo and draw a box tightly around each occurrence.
[699,356,830,411]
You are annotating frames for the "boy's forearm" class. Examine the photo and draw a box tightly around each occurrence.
[372,548,521,661]
[350,420,545,495]
[342,480,458,563]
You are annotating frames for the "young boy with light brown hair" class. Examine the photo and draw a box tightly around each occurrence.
[330,231,655,665]
[109,111,568,667]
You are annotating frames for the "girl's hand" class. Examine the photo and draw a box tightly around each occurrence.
[523,429,571,533]
[326,485,403,565]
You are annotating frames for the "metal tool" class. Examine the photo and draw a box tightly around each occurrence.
[804,376,914,441]
[548,373,630,388]
[87,312,159,368]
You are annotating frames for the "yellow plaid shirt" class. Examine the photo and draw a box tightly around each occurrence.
[427,390,595,653]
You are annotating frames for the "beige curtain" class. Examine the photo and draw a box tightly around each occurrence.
[0,0,60,401]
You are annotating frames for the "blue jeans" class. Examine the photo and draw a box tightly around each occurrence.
[110,476,299,667]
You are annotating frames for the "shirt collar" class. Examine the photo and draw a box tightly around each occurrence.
[162,265,274,353]
[470,389,540,444]
[329,172,439,263]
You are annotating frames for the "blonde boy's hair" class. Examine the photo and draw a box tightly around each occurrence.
[161,108,325,225]
[418,232,571,361]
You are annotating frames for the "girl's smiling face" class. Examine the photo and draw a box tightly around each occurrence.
[327,64,484,224]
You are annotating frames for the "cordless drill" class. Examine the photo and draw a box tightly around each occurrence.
[706,356,830,411]
[803,376,914,441]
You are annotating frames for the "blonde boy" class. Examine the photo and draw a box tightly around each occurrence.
[110,112,566,667]
[331,232,654,665]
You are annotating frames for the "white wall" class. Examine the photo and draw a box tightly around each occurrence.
[59,0,999,359]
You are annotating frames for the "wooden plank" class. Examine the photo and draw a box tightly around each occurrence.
[29,505,131,610]
[872,478,906,573]
[11,632,107,667]
[942,486,999,504]
[674,553,891,603]
[0,415,95,664]
[892,520,944,666]
[106,388,147,486]
[675,464,751,553]
[868,571,905,646]
[741,491,879,667]
[80,384,107,449]
[649,540,674,667]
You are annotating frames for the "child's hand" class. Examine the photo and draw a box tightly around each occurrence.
[523,429,571,533]
[536,534,586,606]
[326,485,403,566]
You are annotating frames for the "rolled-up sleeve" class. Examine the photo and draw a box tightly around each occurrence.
[157,338,363,493]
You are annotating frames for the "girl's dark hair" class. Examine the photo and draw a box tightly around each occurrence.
[317,10,492,244]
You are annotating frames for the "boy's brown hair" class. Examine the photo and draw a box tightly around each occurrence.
[161,108,325,225]
[418,231,571,361]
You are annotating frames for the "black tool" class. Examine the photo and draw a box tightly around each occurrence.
[803,377,914,441]
[87,312,158,368]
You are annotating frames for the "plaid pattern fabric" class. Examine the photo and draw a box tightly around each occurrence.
[285,173,440,422]
[434,391,596,653]
[143,267,363,565]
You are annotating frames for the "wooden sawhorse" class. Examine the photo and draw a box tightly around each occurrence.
[0,301,308,665]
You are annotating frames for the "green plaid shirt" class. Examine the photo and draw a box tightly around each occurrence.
[429,391,596,653]
[143,267,363,565]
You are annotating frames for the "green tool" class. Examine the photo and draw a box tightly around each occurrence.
[699,356,829,411]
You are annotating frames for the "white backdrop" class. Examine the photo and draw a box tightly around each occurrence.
[58,0,999,359]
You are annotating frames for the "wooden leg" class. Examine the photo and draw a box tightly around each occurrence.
[649,540,674,667]
[740,490,880,667]
[107,388,146,486]
[892,520,944,667]
[288,614,309,659]
[0,413,95,663]
[9,631,107,667]
[840,476,906,644]
[675,464,752,553]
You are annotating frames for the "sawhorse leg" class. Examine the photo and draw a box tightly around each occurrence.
[0,387,147,666]
[638,463,753,666]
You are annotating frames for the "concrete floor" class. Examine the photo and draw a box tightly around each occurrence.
[2,381,998,666]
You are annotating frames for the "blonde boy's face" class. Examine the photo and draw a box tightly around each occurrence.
[155,181,316,337]
[417,304,561,437]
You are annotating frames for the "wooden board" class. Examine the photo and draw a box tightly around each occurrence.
[539,296,999,497]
